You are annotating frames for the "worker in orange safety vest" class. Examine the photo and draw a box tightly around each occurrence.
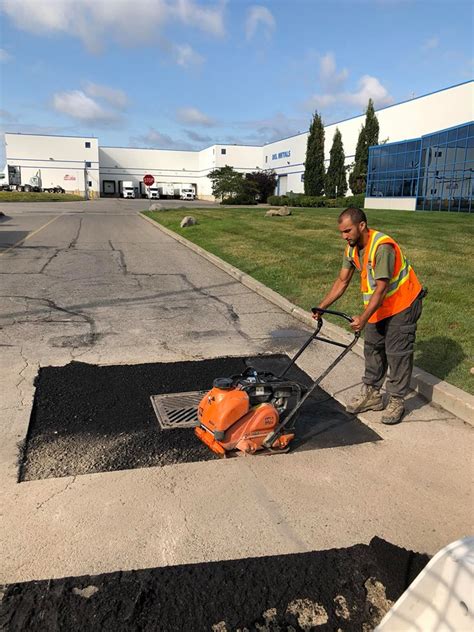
[314,207,426,425]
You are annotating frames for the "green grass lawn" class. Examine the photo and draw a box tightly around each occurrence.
[0,192,84,202]
[144,207,474,394]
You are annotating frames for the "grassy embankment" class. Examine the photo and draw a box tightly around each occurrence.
[0,192,84,202]
[144,207,474,394]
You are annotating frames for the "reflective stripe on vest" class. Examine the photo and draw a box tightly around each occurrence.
[346,229,422,322]
[362,231,410,305]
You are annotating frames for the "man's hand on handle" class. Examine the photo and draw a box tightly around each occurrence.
[349,315,367,332]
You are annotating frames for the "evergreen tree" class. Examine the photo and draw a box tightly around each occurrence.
[348,99,380,194]
[325,128,347,197]
[365,98,379,148]
[348,124,367,194]
[304,111,325,196]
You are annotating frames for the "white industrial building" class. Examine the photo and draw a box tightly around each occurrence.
[3,80,473,210]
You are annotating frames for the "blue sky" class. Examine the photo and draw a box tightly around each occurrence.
[0,0,473,164]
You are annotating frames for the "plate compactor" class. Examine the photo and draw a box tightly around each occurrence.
[195,308,359,457]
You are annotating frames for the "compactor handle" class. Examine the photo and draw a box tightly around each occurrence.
[311,307,354,324]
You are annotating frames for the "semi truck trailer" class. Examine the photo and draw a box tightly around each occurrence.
[157,183,175,198]
[0,165,65,193]
[119,181,135,198]
[139,182,160,199]
[178,184,196,200]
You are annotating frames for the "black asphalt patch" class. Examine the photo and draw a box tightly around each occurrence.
[20,355,380,481]
[0,537,429,632]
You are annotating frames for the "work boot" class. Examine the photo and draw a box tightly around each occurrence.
[381,396,405,425]
[346,385,384,414]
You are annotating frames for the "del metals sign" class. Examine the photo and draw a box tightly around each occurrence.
[272,150,291,161]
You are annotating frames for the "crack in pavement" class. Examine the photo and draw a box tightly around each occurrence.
[38,249,60,275]
[0,280,239,320]
[35,476,77,510]
[0,296,98,348]
[68,218,83,250]
[108,240,128,275]
[15,347,30,408]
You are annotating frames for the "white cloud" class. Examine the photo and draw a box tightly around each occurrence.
[83,82,128,109]
[1,0,226,56]
[130,127,193,150]
[173,44,205,67]
[176,107,216,127]
[344,75,393,108]
[245,6,276,40]
[0,48,12,62]
[305,52,393,114]
[53,90,120,123]
[171,0,226,37]
[319,52,348,92]
[421,36,439,52]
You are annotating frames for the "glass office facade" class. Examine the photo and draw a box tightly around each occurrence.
[366,122,474,212]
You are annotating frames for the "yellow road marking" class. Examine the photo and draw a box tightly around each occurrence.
[0,215,61,257]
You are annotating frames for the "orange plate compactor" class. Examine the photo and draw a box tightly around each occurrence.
[195,308,359,457]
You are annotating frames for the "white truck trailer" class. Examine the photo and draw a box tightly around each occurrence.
[0,165,65,193]
[119,180,135,198]
[157,183,175,199]
[139,182,160,199]
[177,184,196,200]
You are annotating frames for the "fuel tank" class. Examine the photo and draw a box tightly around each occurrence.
[198,386,250,434]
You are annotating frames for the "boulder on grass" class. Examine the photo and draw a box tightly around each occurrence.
[180,216,198,228]
[148,203,163,211]
[265,207,292,217]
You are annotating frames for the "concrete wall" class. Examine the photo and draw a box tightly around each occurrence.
[5,133,100,195]
[365,197,417,211]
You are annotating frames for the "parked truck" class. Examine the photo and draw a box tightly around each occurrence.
[177,184,196,201]
[157,183,175,199]
[139,182,160,199]
[0,165,65,193]
[119,180,135,198]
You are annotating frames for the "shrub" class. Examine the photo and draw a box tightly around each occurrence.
[267,193,366,209]
[222,195,257,205]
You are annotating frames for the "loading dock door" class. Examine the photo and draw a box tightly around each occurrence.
[278,175,288,195]
[102,180,116,196]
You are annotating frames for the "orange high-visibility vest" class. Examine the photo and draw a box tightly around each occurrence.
[345,229,422,323]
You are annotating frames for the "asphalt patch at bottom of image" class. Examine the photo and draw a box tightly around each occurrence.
[19,355,381,481]
[0,537,430,632]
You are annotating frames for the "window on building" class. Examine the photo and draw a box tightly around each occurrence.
[88,181,93,187]
[366,122,472,213]
[221,148,226,155]
[86,161,92,168]
[301,174,304,182]
[265,156,268,163]
[85,142,91,148]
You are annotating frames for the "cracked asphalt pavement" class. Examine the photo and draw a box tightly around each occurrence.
[0,200,472,592]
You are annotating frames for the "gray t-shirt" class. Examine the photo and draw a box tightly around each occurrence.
[343,243,395,280]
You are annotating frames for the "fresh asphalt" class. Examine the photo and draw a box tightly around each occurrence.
[0,199,472,588]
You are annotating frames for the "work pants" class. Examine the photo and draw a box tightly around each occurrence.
[362,292,423,399]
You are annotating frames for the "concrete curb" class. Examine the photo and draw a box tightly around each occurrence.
[140,212,474,425]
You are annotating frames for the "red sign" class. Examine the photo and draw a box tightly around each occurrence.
[143,174,154,186]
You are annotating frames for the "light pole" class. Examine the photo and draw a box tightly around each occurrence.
[84,161,89,201]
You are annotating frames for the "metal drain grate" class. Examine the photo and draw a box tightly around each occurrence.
[150,391,206,430]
